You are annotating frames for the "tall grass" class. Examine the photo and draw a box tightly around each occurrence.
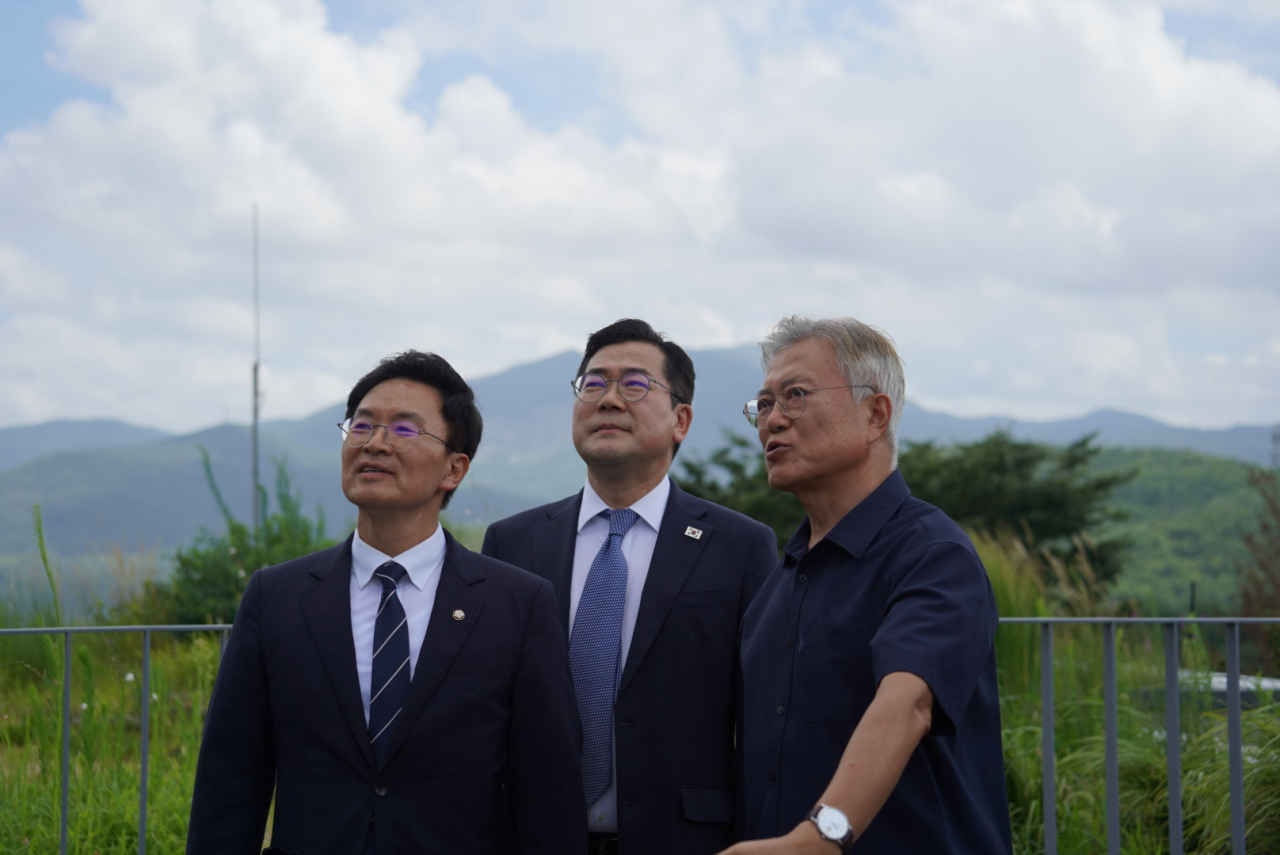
[979,530,1280,854]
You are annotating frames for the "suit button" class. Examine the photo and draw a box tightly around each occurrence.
[797,574,807,583]
[374,784,388,797]
[768,772,777,783]
[785,638,794,649]
[776,704,786,715]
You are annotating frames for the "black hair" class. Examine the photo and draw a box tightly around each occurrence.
[345,350,482,509]
[577,318,695,456]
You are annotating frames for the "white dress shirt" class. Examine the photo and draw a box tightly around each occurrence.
[570,476,670,832]
[350,526,446,725]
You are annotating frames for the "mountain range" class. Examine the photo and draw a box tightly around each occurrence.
[1,344,1276,557]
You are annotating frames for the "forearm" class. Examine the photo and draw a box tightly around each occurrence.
[717,671,932,855]
[813,671,933,842]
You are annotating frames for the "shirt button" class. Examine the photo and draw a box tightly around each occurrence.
[776,704,786,715]
[374,784,388,797]
[768,772,777,782]
[597,813,606,822]
[797,574,808,583]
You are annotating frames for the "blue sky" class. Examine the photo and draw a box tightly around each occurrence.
[1,0,1278,432]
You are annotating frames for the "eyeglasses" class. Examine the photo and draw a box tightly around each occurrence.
[571,373,685,404]
[743,385,876,428]
[338,418,457,453]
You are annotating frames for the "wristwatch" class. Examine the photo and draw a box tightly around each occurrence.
[805,804,854,853]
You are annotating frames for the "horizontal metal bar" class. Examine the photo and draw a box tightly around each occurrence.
[6,619,1278,636]
[998,617,1280,625]
[0,624,232,636]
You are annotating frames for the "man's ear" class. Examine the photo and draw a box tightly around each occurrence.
[866,394,893,444]
[439,454,471,494]
[672,402,693,445]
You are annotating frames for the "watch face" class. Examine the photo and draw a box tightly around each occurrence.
[816,806,850,839]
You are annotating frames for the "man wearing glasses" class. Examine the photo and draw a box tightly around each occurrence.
[188,350,584,854]
[717,317,1011,855]
[483,319,778,855]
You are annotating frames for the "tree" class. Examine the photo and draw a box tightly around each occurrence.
[898,431,1136,582]
[135,447,338,624]
[1240,428,1280,669]
[676,429,1136,581]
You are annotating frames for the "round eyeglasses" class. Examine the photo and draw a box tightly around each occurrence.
[338,418,456,453]
[743,385,876,428]
[571,373,684,404]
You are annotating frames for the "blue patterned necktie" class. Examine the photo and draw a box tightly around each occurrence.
[570,508,640,807]
[369,561,410,768]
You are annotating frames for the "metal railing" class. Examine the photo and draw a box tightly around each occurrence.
[0,624,231,855]
[4,617,1280,854]
[1001,616,1280,855]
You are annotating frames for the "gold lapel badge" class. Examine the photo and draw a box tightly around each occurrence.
[452,609,466,621]
[684,526,703,540]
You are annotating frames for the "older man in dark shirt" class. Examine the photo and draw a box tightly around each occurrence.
[721,316,1012,855]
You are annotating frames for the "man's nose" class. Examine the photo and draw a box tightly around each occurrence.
[365,424,395,451]
[762,402,791,432]
[596,382,627,409]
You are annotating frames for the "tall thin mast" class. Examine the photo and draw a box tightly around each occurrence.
[251,204,262,532]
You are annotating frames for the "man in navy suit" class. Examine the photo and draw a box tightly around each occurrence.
[483,319,778,855]
[187,350,584,855]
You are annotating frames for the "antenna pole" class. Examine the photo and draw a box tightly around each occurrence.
[251,204,262,533]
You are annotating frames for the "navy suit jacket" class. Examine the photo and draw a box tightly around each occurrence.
[482,479,778,854]
[186,530,585,855]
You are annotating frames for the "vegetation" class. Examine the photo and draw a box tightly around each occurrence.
[117,448,338,625]
[900,432,1136,583]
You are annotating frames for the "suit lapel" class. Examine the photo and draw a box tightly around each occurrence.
[299,536,375,770]
[619,482,712,694]
[531,492,581,635]
[377,531,486,771]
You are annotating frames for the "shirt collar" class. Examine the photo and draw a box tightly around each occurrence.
[784,469,912,562]
[351,524,447,591]
[577,476,671,534]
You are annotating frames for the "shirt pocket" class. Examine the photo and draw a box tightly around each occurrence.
[796,622,876,722]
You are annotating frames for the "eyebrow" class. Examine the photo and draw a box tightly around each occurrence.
[585,366,655,378]
[354,407,425,423]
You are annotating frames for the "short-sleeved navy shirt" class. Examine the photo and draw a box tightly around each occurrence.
[739,470,1012,854]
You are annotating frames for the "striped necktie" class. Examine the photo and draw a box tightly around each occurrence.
[570,508,639,807]
[369,560,410,767]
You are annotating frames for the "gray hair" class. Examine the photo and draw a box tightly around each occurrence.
[760,315,906,468]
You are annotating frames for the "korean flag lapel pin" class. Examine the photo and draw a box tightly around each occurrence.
[684,526,703,540]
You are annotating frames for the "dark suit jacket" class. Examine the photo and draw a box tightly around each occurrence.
[482,479,777,855]
[186,530,585,855]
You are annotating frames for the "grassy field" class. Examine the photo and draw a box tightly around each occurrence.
[2,532,1278,853]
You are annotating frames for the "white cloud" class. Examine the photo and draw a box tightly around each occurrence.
[0,0,1277,431]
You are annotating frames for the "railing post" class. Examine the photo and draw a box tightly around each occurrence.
[1041,622,1056,855]
[1163,622,1183,855]
[1225,623,1244,855]
[1104,621,1120,855]
[61,631,71,855]
[139,629,151,855]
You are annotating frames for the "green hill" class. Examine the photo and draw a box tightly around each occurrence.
[1096,447,1262,615]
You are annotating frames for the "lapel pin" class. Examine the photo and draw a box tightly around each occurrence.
[452,609,465,621]
[684,526,703,540]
